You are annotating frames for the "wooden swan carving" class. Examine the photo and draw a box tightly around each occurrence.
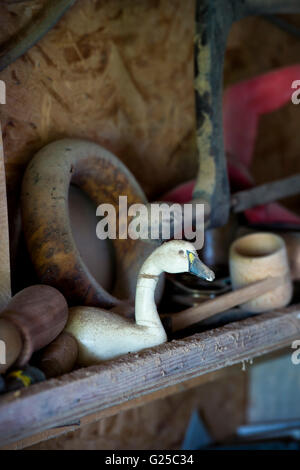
[66,240,215,365]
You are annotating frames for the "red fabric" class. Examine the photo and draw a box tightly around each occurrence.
[160,65,300,224]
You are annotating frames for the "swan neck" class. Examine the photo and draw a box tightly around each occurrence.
[135,259,163,328]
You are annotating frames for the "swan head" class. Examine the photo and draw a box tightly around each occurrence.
[146,240,215,281]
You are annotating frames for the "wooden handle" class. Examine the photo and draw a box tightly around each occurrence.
[35,332,78,378]
[167,277,283,332]
[1,285,68,367]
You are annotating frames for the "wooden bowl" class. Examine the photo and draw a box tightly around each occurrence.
[229,232,292,313]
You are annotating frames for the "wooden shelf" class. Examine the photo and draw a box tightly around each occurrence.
[0,303,300,449]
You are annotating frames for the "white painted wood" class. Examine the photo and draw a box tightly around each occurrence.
[66,240,214,365]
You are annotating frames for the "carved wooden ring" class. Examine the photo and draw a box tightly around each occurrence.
[21,139,153,308]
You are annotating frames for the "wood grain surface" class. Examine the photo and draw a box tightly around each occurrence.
[0,304,299,448]
[0,123,11,309]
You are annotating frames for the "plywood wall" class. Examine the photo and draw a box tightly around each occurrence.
[1,2,299,212]
[0,0,197,209]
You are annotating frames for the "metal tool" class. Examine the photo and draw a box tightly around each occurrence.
[231,174,300,214]
[193,0,300,229]
[140,172,300,247]
[0,0,76,72]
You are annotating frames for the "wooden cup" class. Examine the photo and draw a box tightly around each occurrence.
[229,232,292,313]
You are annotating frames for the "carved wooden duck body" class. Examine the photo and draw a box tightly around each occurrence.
[66,240,215,365]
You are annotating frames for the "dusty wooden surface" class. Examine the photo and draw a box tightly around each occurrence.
[5,367,242,450]
[0,304,299,449]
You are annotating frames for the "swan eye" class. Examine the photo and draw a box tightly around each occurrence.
[178,250,184,255]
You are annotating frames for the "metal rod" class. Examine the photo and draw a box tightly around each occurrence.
[231,174,300,213]
[0,0,76,72]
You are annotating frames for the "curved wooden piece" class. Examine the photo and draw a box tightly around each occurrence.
[35,331,78,379]
[21,139,153,307]
[1,284,68,368]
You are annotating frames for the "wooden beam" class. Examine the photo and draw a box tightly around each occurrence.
[0,123,11,309]
[3,367,232,450]
[0,304,300,448]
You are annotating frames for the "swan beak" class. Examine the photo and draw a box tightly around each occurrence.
[187,251,215,281]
